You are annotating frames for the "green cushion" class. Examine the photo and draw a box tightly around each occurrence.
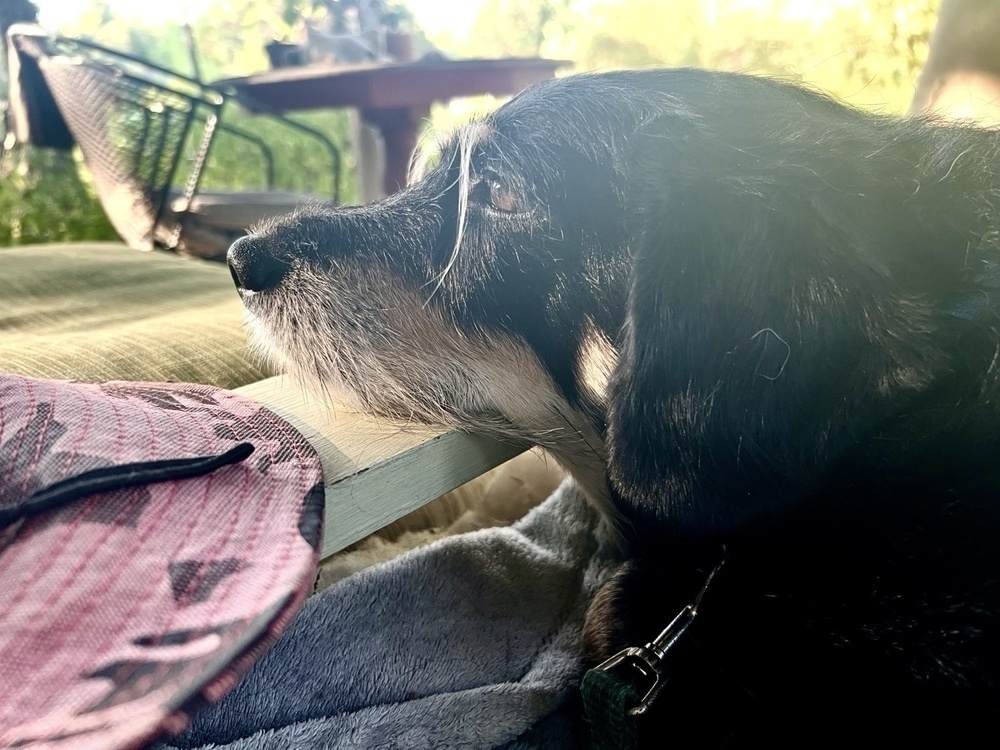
[0,242,273,388]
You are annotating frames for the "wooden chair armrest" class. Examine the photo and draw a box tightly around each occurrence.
[235,376,525,559]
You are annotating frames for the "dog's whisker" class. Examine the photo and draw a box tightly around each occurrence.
[750,328,792,381]
[425,122,491,305]
[937,146,975,183]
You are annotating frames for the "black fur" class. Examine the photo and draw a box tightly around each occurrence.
[228,69,1000,746]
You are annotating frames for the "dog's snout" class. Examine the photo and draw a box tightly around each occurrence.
[227,234,290,293]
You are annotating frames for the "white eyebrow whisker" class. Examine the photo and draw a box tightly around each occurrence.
[425,122,490,306]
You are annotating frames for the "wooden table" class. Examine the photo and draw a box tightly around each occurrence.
[216,57,570,196]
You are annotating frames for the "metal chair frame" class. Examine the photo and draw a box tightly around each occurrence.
[6,24,342,252]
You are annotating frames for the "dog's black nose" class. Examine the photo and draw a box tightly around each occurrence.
[227,234,290,293]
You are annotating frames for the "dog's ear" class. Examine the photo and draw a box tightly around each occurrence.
[605,122,959,538]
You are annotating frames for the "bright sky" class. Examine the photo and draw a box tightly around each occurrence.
[35,0,484,38]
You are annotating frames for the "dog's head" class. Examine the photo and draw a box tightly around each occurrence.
[227,71,681,516]
[228,69,1000,541]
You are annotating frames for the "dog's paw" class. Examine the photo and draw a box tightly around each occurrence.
[581,561,637,662]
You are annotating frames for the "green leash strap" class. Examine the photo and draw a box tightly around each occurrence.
[582,558,727,749]
[582,666,641,750]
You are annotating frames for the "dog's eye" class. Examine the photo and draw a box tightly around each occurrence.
[487,180,522,213]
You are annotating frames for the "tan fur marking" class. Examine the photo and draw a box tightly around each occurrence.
[576,318,620,408]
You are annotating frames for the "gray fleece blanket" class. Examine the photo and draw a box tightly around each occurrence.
[156,479,620,750]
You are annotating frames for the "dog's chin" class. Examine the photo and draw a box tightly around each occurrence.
[240,307,364,413]
[238,269,616,522]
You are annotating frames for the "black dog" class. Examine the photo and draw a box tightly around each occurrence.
[227,69,1000,747]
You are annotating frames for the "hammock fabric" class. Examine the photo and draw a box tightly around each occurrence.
[0,373,324,750]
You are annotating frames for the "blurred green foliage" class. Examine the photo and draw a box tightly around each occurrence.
[2,0,944,247]
[0,148,117,245]
[451,0,941,115]
[195,109,347,199]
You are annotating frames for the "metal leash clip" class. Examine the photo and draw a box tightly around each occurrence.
[594,557,725,716]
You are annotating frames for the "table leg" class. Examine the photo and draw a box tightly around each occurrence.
[360,106,429,195]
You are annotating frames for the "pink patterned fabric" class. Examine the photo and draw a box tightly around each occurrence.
[0,374,324,750]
